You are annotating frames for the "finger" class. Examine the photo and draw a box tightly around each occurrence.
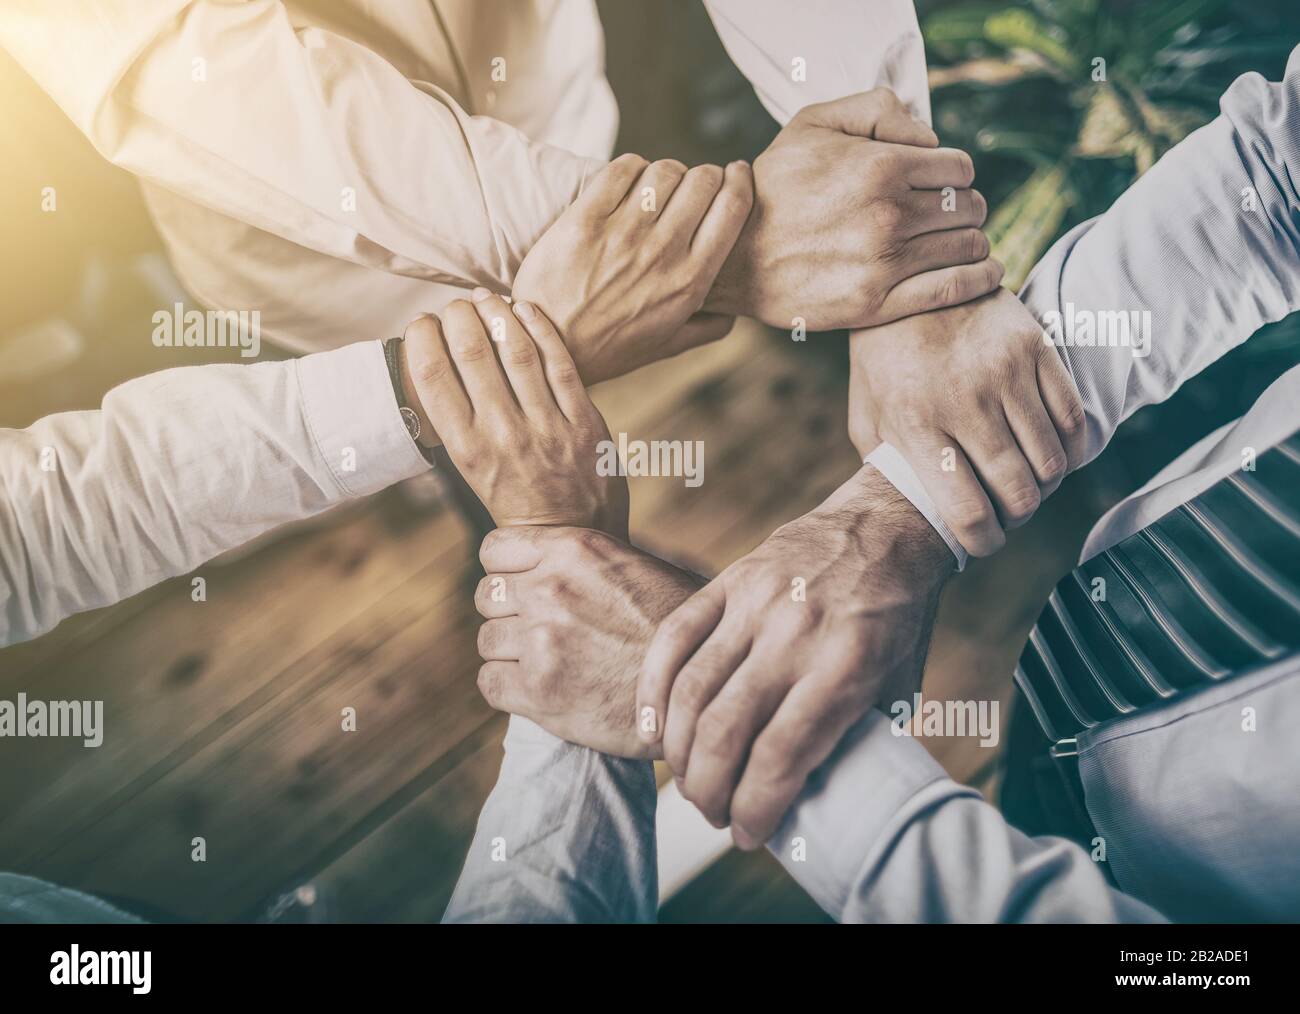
[512,301,590,422]
[895,432,1005,557]
[479,526,554,573]
[899,146,977,190]
[638,581,726,744]
[895,228,990,278]
[402,314,469,440]
[1036,344,1088,472]
[680,655,790,827]
[902,188,988,236]
[1003,375,1070,499]
[476,660,528,715]
[728,669,863,849]
[574,152,650,218]
[877,259,1004,322]
[657,163,724,241]
[475,573,520,618]
[442,298,513,412]
[624,158,688,224]
[958,412,1043,530]
[469,289,555,422]
[661,623,753,778]
[689,161,754,278]
[477,617,523,662]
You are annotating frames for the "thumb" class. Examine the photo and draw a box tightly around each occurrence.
[801,88,936,146]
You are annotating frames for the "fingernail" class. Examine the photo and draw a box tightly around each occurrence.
[639,704,657,737]
[515,300,537,322]
[471,287,491,303]
[733,825,759,850]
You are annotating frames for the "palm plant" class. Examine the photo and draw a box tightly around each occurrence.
[921,0,1300,292]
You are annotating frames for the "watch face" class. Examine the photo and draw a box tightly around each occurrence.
[399,405,421,442]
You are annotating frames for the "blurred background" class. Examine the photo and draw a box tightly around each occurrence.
[1,0,1298,922]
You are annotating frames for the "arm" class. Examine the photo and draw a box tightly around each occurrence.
[767,709,1164,923]
[862,42,1300,563]
[472,527,1164,922]
[701,0,1087,559]
[0,342,427,646]
[424,289,658,922]
[4,3,1003,380]
[0,0,597,294]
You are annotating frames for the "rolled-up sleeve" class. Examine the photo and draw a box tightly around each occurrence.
[0,1,601,294]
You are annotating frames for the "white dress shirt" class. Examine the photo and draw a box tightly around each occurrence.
[0,342,427,646]
[0,0,927,354]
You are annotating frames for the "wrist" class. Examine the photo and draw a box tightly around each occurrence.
[821,466,956,587]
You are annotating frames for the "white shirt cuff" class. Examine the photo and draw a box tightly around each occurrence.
[295,340,431,498]
[863,443,968,571]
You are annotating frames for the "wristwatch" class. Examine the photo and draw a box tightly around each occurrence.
[383,336,439,466]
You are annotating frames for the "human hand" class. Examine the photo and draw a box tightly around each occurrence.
[402,293,628,537]
[706,88,1001,330]
[511,153,753,384]
[847,286,1087,556]
[637,467,955,849]
[474,526,704,758]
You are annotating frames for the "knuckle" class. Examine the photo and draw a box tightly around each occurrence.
[404,314,439,342]
[971,188,989,223]
[868,149,905,182]
[999,481,1041,525]
[695,708,743,760]
[653,158,688,178]
[450,336,491,364]
[955,149,976,184]
[476,665,502,707]
[1059,398,1086,438]
[868,197,905,232]
[748,736,794,783]
[671,671,711,714]
[948,496,998,539]
[965,228,990,262]
[412,355,451,388]
[936,275,965,307]
[687,163,724,190]
[500,339,537,367]
[1037,450,1068,484]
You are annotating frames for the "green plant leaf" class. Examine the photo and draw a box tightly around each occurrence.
[985,162,1075,291]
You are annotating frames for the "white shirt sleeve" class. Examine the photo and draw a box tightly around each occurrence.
[0,341,428,646]
[871,43,1300,562]
[703,0,931,124]
[0,1,601,294]
[769,710,1165,923]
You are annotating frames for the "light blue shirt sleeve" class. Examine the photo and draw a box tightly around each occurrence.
[872,42,1300,562]
[768,711,1164,923]
[441,717,658,923]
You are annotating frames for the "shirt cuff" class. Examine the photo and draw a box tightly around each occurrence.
[864,443,969,571]
[295,340,431,498]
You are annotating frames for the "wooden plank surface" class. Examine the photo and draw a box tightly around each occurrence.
[1,316,1115,921]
